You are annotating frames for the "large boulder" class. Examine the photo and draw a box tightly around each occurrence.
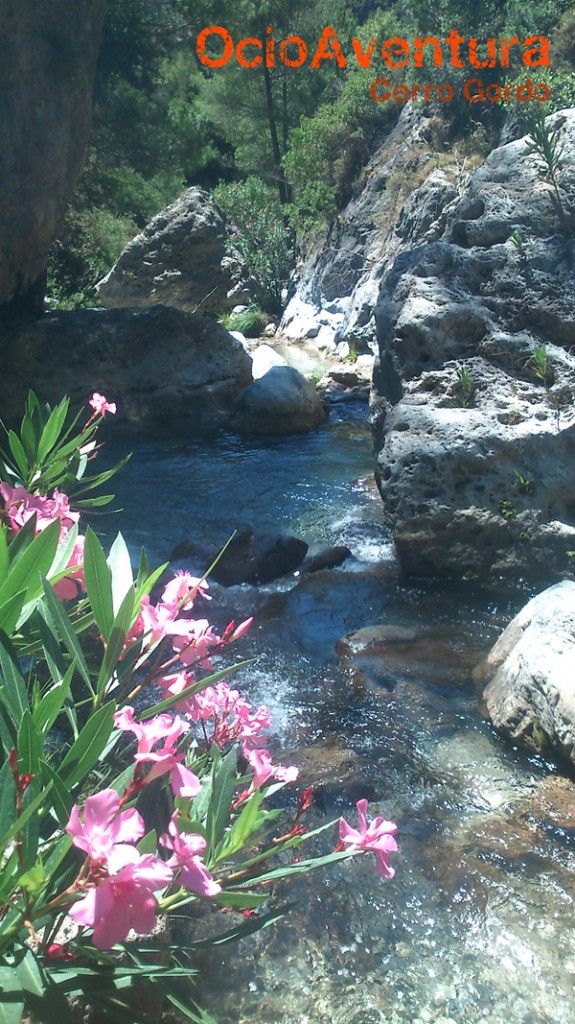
[479,582,575,766]
[231,365,327,435]
[0,306,253,433]
[371,109,575,580]
[96,188,250,316]
[0,0,107,314]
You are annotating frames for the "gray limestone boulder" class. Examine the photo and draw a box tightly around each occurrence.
[0,306,253,433]
[231,365,326,435]
[371,109,575,580]
[481,582,575,765]
[0,0,107,313]
[96,188,250,316]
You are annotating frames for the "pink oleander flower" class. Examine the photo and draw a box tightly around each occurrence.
[68,847,173,948]
[166,617,220,668]
[246,748,299,791]
[0,483,78,533]
[89,392,117,417]
[338,799,398,879]
[182,681,272,753]
[160,813,221,898]
[124,594,178,647]
[114,707,200,798]
[66,788,144,863]
[160,571,211,610]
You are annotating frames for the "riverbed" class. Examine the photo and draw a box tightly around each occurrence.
[104,403,575,1024]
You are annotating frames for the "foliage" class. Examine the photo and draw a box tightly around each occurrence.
[0,392,398,1024]
[219,307,271,338]
[454,366,475,408]
[214,178,294,313]
[530,343,553,387]
[284,9,406,228]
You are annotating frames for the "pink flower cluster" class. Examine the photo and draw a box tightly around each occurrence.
[0,483,85,600]
[66,789,220,948]
[113,706,201,798]
[126,570,225,667]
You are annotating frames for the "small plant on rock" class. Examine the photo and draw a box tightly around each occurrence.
[454,365,475,408]
[530,344,553,388]
[514,469,536,495]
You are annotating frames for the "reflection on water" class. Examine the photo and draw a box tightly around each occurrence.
[103,407,574,1024]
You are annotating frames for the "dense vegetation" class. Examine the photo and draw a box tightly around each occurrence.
[47,0,575,310]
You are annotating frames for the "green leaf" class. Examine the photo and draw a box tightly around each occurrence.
[0,959,25,1024]
[18,863,45,895]
[0,634,29,725]
[96,587,136,700]
[36,399,70,464]
[17,711,43,775]
[84,527,114,641]
[0,518,60,623]
[32,665,74,733]
[59,702,116,789]
[0,782,53,859]
[216,790,263,862]
[40,580,93,690]
[208,890,269,910]
[0,762,16,850]
[0,528,9,588]
[207,746,238,862]
[137,829,158,855]
[14,949,72,1024]
[7,430,29,480]
[190,902,296,950]
[38,760,74,827]
[108,533,133,615]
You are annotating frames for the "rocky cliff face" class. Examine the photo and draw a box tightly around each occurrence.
[283,105,575,581]
[371,109,575,580]
[281,105,444,353]
[0,0,106,314]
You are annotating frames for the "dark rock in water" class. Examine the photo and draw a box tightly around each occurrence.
[170,528,308,586]
[0,306,252,433]
[298,545,352,575]
[231,365,326,435]
[0,0,107,314]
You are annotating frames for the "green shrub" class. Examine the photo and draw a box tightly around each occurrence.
[214,178,294,314]
[219,307,270,338]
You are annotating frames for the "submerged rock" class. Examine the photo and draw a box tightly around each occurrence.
[0,306,252,433]
[231,365,326,435]
[96,188,251,315]
[480,581,575,766]
[171,529,308,586]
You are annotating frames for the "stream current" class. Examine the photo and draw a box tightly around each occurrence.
[105,402,575,1024]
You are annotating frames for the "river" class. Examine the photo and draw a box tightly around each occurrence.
[104,402,575,1024]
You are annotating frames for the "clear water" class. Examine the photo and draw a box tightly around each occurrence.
[102,406,575,1024]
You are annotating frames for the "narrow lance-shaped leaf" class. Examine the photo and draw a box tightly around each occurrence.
[83,526,114,641]
[96,588,136,702]
[58,702,116,789]
[40,581,93,692]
